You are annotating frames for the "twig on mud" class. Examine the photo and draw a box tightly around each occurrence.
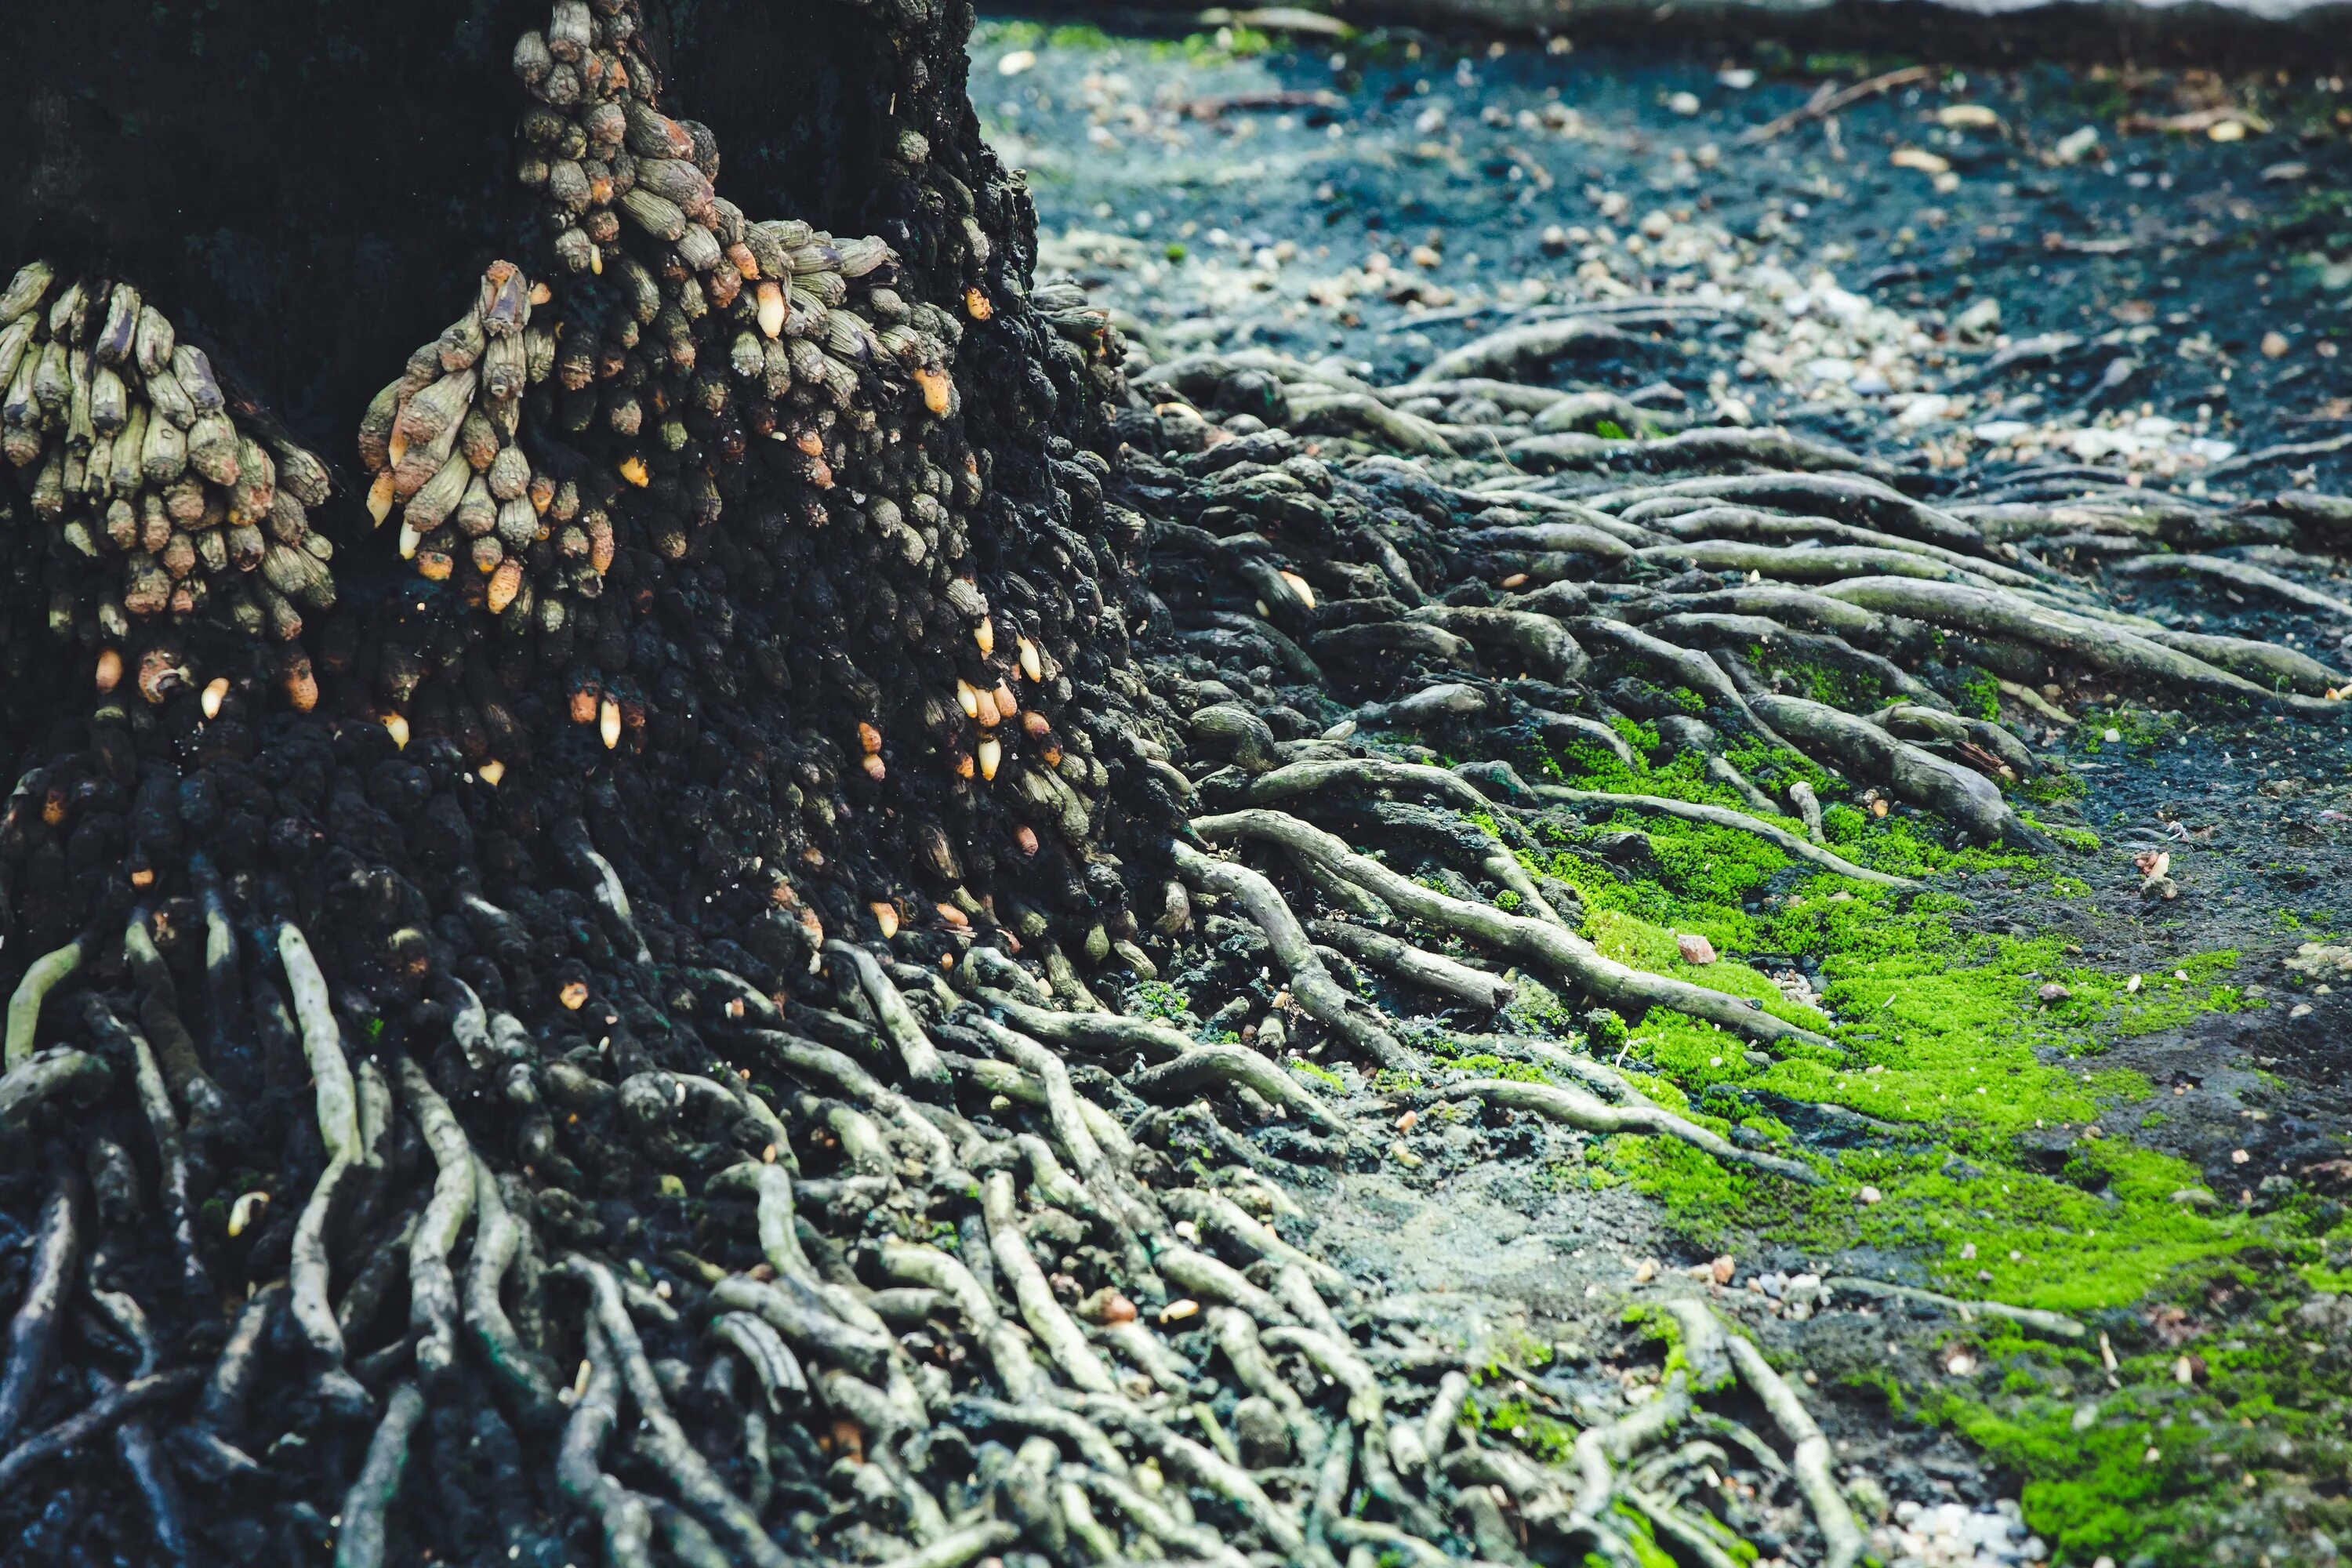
[1739,66,1937,145]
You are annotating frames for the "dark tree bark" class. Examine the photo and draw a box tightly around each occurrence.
[0,2,1178,1558]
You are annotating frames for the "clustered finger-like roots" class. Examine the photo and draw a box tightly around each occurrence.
[5,3,2347,1568]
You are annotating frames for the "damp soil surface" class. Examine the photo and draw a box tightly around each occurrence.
[981,16,2352,1565]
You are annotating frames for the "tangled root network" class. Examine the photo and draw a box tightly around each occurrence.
[0,2,2343,1566]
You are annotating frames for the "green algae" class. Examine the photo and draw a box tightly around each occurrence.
[1479,732,2350,1562]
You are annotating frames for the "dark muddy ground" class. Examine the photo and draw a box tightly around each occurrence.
[979,16,2352,1566]
[982,18,2352,488]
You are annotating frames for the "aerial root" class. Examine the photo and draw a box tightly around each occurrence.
[1169,840,1417,1071]
[1494,779,1913,888]
[82,999,209,1295]
[1722,1328,1867,1568]
[1189,808,1834,1051]
[336,1381,426,1568]
[0,1177,79,1450]
[1419,1076,1820,1184]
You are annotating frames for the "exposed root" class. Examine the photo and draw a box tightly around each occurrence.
[1171,840,1416,1071]
[1417,1076,1821,1184]
[1506,783,1914,887]
[1724,1326,1868,1568]
[1192,809,1835,1051]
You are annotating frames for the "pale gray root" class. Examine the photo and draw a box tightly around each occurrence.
[1823,1276,2085,1340]
[1160,1244,1293,1325]
[1645,611,1949,710]
[1816,576,2346,713]
[1426,1076,1819,1184]
[1323,1518,1454,1568]
[1461,518,1638,564]
[1185,608,1325,684]
[982,1170,1121,1396]
[1447,1030,1669,1109]
[1646,503,2054,590]
[826,940,949,1087]
[554,819,654,966]
[1867,702,2038,776]
[1461,488,1673,548]
[1505,426,1893,484]
[1658,1298,1738,1392]
[1189,705,1282,774]
[1403,604,1589,684]
[1285,391,1455,456]
[1998,680,2077,727]
[966,945,1051,1002]
[1624,582,1923,657]
[1704,753,1785,816]
[1530,389,1686,435]
[951,1393,1132,1479]
[1101,1317,1194,1395]
[80,1001,206,1294]
[0,1044,109,1140]
[5,937,85,1071]
[278,925,362,1163]
[1570,1374,1693,1566]
[710,1311,808,1410]
[1040,941,1111,1014]
[1411,317,1631,384]
[1072,1465,1252,1568]
[1214,1316,1327,1457]
[0,1179,78,1452]
[953,1055,1135,1167]
[556,1319,657,1568]
[1232,757,1566,927]
[394,1058,474,1383]
[963,985,1195,1061]
[563,1255,791,1568]
[706,1276,897,1382]
[1122,1041,1346,1133]
[1786,780,1825,843]
[1054,1472,1123,1563]
[1135,347,1381,401]
[1624,1486,1748,1568]
[2114,551,2352,622]
[1261,1323,1385,1451]
[736,1028,961,1183]
[1192,810,1833,1051]
[1242,753,1486,813]
[288,1156,359,1398]
[1080,1395,1309,1558]
[1510,784,1913,888]
[1744,694,2030,845]
[1624,538,2025,594]
[1565,615,1788,746]
[334,1382,426,1568]
[878,1240,1039,1401]
[1306,920,1515,1010]
[2136,626,2350,698]
[1163,1185,1348,1294]
[648,1504,733,1568]
[968,1018,1114,1183]
[1584,472,1980,553]
[706,1160,817,1282]
[1721,1327,1866,1568]
[463,1155,562,1427]
[1380,376,1576,414]
[1421,1370,1472,1467]
[969,1017,1167,1290]
[1169,841,1416,1071]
